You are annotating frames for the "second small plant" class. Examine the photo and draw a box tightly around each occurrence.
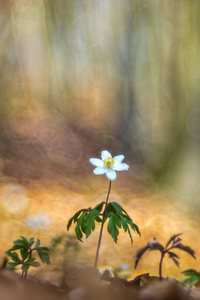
[135,233,196,279]
[6,236,50,278]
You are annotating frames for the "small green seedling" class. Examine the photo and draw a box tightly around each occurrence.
[135,233,196,279]
[50,233,80,265]
[67,150,140,268]
[182,269,200,286]
[5,236,50,279]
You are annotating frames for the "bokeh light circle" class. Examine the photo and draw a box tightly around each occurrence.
[1,184,28,213]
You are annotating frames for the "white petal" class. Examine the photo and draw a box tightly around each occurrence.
[112,162,129,171]
[121,163,129,170]
[113,155,124,163]
[93,167,107,175]
[101,150,112,160]
[106,169,117,181]
[89,158,104,167]
[112,163,125,171]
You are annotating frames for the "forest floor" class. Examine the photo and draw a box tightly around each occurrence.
[0,265,200,300]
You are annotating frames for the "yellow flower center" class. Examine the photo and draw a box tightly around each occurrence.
[103,157,115,168]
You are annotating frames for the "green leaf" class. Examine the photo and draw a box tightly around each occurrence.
[8,245,23,251]
[35,239,40,248]
[29,261,40,267]
[184,278,198,286]
[182,269,200,286]
[75,224,83,241]
[84,210,97,238]
[36,248,50,265]
[38,246,49,252]
[68,207,102,241]
[79,212,88,234]
[109,202,123,214]
[28,261,40,267]
[106,203,118,215]
[27,237,35,248]
[6,262,19,270]
[67,209,86,230]
[107,213,121,243]
[5,251,20,263]
[120,217,133,244]
[13,239,26,248]
[104,202,140,243]
[183,269,200,276]
[75,210,88,240]
[126,218,141,236]
[94,202,105,212]
[20,248,29,260]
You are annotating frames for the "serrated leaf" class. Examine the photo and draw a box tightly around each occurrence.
[85,209,101,237]
[107,213,121,243]
[109,202,123,214]
[67,209,86,230]
[126,218,141,236]
[85,211,96,238]
[104,204,140,243]
[75,224,83,242]
[76,212,87,235]
[121,216,133,244]
[67,216,74,231]
[76,210,88,238]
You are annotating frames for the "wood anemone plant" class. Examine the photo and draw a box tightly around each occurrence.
[67,150,140,269]
[134,233,196,279]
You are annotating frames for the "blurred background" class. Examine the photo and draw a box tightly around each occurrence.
[0,0,200,279]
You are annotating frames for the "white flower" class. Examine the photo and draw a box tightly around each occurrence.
[89,150,129,181]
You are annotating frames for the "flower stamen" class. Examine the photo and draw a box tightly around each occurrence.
[103,157,115,168]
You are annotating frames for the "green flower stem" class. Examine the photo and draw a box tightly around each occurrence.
[24,248,34,279]
[94,180,112,268]
[22,247,36,279]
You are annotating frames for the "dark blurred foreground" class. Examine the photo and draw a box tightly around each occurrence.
[0,265,200,300]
